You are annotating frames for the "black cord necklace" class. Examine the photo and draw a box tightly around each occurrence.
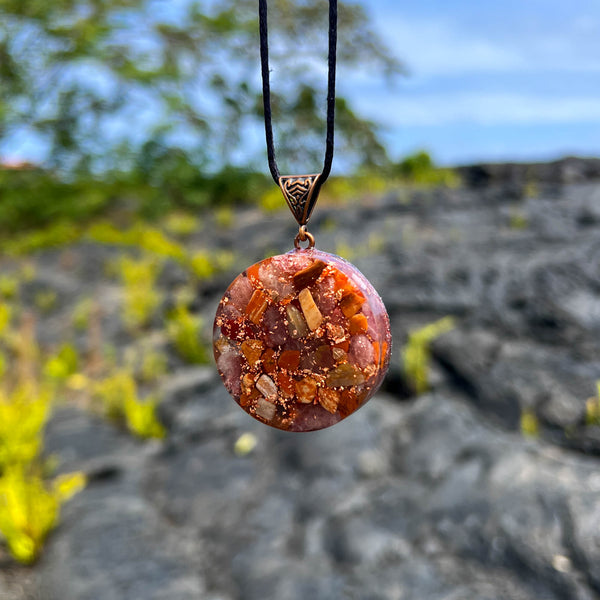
[259,0,338,245]
[212,1,392,433]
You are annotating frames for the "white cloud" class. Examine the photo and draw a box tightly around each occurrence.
[374,14,600,77]
[365,92,600,127]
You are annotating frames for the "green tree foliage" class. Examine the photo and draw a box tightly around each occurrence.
[0,0,402,177]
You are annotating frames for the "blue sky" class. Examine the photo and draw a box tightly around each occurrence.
[346,0,600,164]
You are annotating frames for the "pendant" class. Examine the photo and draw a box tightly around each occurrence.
[213,177,391,432]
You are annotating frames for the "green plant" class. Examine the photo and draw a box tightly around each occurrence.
[34,291,58,314]
[585,382,600,426]
[20,263,36,282]
[188,250,234,280]
[334,234,385,262]
[1,222,84,256]
[0,466,85,564]
[524,180,539,199]
[0,318,84,565]
[124,395,166,440]
[402,317,455,394]
[215,206,234,228]
[140,350,168,383]
[88,222,187,263]
[0,275,19,300]
[259,187,285,213]
[335,241,355,261]
[392,151,460,188]
[167,305,209,364]
[509,211,529,230]
[72,298,95,331]
[0,302,12,338]
[118,256,162,330]
[0,384,51,469]
[93,371,165,439]
[43,344,80,383]
[93,371,135,422]
[164,212,199,237]
[520,409,540,437]
[234,433,258,457]
[0,382,85,565]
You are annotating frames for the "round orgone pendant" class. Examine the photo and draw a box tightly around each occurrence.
[213,248,391,432]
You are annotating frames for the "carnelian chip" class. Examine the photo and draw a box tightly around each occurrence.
[246,289,269,324]
[240,387,261,408]
[278,350,301,371]
[373,341,380,362]
[261,347,277,374]
[332,271,351,292]
[380,341,388,368]
[245,262,261,284]
[277,372,296,399]
[338,388,364,418]
[333,340,350,352]
[349,313,368,334]
[241,339,264,365]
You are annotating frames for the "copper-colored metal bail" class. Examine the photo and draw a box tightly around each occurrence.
[294,225,316,249]
[278,174,321,226]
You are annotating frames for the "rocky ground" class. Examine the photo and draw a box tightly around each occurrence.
[1,159,600,599]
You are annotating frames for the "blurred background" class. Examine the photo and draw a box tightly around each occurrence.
[0,1,599,599]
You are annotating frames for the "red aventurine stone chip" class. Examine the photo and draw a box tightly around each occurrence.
[213,248,391,432]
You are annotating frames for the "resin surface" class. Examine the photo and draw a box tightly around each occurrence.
[213,249,391,432]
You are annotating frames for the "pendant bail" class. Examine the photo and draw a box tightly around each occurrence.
[278,174,321,226]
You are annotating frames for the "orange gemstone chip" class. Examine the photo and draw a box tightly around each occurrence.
[246,289,269,324]
[340,291,365,318]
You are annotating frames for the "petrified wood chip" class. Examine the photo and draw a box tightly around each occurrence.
[246,289,269,324]
[293,260,327,289]
[326,363,366,387]
[298,288,323,331]
[256,374,278,399]
[295,377,317,403]
[241,339,264,365]
[255,397,276,421]
[318,388,340,414]
[286,305,309,338]
[340,291,365,318]
[214,336,231,354]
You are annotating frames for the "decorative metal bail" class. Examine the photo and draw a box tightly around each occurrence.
[278,174,321,226]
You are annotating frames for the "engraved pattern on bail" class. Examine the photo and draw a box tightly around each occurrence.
[279,175,320,225]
